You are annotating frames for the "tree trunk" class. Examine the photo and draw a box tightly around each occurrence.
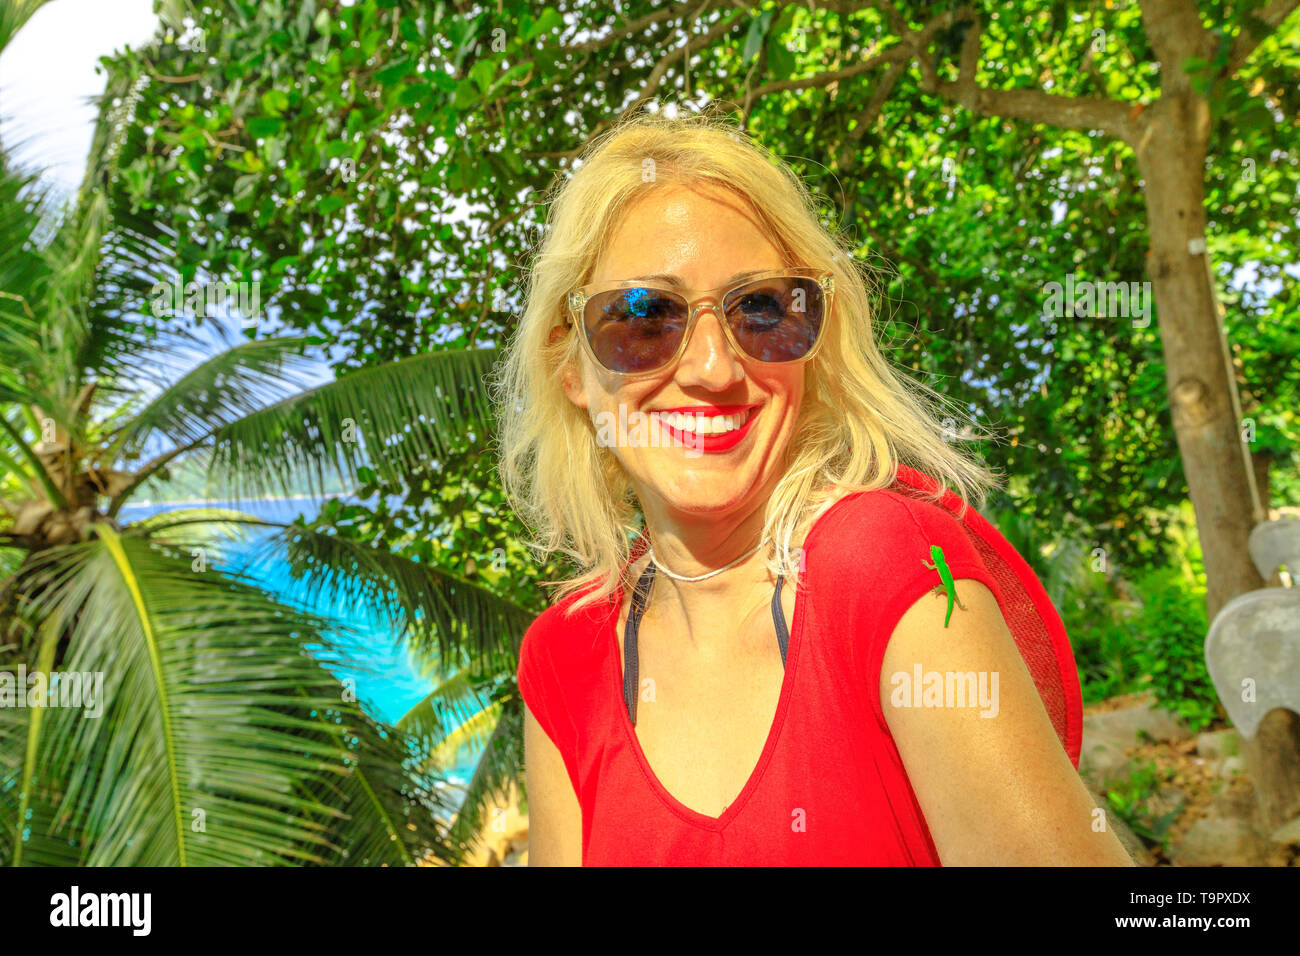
[1252,450,1272,518]
[1242,710,1300,830]
[1133,94,1264,619]
[1135,92,1298,830]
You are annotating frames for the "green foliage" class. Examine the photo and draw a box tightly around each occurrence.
[1128,567,1216,733]
[989,502,1143,703]
[73,0,1299,858]
[1061,570,1143,706]
[1107,501,1217,730]
[99,0,1300,574]
[0,0,541,863]
[1104,758,1183,851]
[991,497,1218,717]
[1,532,460,866]
[1130,567,1220,731]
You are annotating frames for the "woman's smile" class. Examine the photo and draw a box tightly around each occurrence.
[563,182,805,518]
[649,403,760,453]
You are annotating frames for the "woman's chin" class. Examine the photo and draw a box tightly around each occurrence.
[640,462,761,516]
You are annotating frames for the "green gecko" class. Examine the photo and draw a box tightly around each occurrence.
[923,544,967,627]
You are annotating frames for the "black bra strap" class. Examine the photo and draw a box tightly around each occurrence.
[773,574,789,666]
[622,564,790,725]
[623,562,656,725]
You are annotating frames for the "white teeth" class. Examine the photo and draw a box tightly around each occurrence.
[658,410,748,435]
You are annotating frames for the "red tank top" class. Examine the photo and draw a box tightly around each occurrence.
[517,467,1082,865]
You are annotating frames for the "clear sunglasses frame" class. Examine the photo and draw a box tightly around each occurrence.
[565,268,835,376]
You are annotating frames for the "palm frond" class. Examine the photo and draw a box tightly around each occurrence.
[127,507,269,554]
[419,701,502,777]
[312,701,463,867]
[0,411,66,509]
[265,524,531,672]
[396,668,492,750]
[108,337,323,460]
[3,608,59,865]
[207,348,499,502]
[4,529,454,865]
[443,695,525,855]
[0,159,55,398]
[0,700,82,866]
[0,0,51,56]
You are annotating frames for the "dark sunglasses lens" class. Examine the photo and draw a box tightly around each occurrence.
[584,288,689,373]
[724,276,825,362]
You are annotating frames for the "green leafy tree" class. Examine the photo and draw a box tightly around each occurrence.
[0,0,538,865]
[103,0,1299,613]
[94,0,1298,832]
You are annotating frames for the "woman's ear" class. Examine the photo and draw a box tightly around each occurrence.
[549,325,589,410]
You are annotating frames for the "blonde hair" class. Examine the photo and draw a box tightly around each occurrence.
[493,108,996,614]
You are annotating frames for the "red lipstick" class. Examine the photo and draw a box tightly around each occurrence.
[652,405,760,454]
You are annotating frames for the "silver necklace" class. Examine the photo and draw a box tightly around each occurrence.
[646,541,763,582]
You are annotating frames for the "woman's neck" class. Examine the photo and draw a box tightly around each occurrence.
[636,500,776,637]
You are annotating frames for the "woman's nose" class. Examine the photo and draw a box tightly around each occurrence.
[674,306,745,388]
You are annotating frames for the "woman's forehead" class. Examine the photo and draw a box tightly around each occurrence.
[594,185,784,284]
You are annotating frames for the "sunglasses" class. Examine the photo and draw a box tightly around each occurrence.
[566,268,834,376]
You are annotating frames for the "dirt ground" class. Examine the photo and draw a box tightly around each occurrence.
[1084,693,1300,866]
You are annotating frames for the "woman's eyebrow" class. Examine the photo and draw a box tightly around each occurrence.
[626,269,771,287]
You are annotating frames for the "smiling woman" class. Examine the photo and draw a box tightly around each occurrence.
[493,110,1134,867]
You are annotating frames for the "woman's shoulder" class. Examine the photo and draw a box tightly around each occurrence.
[810,480,975,553]
[518,581,617,678]
[803,477,994,599]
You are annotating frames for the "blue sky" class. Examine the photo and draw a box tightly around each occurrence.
[0,0,158,198]
[0,2,457,740]
[0,1,341,390]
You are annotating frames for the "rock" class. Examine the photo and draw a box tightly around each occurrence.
[1147,787,1187,819]
[1211,785,1259,823]
[1082,703,1193,750]
[1170,818,1272,866]
[1270,816,1300,846]
[1219,755,1246,779]
[1083,783,1155,866]
[1197,729,1241,760]
[1079,739,1133,788]
[1079,701,1192,788]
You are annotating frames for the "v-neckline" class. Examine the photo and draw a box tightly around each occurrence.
[603,491,858,831]
[606,576,806,830]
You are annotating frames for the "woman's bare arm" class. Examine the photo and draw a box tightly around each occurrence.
[523,703,583,866]
[881,579,1135,866]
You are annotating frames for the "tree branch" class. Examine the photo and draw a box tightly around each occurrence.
[564,5,685,53]
[747,44,909,100]
[869,0,908,36]
[1223,0,1300,76]
[928,8,1136,143]
[847,58,907,145]
[622,3,741,118]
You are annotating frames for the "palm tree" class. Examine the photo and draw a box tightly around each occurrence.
[0,0,531,865]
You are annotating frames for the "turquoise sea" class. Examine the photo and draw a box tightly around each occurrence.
[118,495,486,792]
